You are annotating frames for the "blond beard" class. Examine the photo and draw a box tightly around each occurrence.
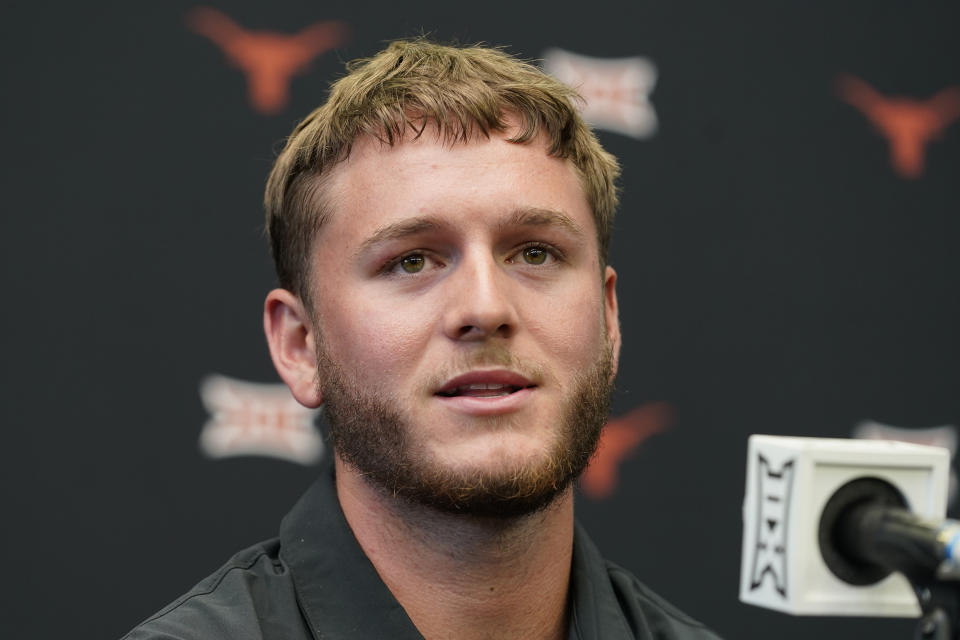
[316,341,614,518]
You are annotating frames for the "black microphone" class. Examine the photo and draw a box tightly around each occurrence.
[819,477,960,586]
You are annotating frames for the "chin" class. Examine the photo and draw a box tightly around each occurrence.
[393,445,575,518]
[436,431,557,471]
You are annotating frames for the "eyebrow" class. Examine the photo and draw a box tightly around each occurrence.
[499,207,586,237]
[354,217,447,259]
[354,207,586,259]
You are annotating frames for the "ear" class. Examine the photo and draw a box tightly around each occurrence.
[263,288,323,408]
[603,265,622,378]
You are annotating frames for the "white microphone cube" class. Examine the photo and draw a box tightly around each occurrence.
[739,435,950,617]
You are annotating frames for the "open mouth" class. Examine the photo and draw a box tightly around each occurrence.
[436,383,530,398]
[434,370,537,399]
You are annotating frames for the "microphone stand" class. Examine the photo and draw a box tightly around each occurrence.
[911,580,960,640]
[911,582,959,639]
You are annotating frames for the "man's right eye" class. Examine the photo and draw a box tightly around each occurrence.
[380,251,438,276]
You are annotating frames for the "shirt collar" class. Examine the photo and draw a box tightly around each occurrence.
[568,521,641,639]
[279,459,425,640]
[280,459,637,640]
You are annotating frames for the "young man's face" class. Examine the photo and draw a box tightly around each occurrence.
[301,122,620,515]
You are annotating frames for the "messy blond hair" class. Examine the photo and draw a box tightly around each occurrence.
[264,39,620,302]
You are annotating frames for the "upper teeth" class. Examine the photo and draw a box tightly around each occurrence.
[440,383,521,396]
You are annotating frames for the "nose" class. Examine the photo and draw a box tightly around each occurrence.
[442,252,518,341]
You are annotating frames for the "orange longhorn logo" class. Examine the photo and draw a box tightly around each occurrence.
[580,402,673,500]
[837,74,960,179]
[186,7,349,114]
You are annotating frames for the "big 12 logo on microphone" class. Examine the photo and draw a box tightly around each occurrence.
[746,455,796,597]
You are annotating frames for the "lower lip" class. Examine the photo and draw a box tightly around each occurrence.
[434,387,535,416]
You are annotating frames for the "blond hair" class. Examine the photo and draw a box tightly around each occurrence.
[264,39,620,301]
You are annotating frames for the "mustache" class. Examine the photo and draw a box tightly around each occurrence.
[424,345,547,392]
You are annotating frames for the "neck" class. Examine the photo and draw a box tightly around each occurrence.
[335,456,574,640]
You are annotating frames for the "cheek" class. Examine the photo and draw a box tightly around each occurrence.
[525,289,607,367]
[322,296,432,382]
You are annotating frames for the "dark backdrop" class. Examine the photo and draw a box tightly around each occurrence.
[3,1,959,638]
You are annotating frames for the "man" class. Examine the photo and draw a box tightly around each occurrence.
[124,39,721,640]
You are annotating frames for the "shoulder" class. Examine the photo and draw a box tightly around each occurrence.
[605,560,724,640]
[120,538,308,640]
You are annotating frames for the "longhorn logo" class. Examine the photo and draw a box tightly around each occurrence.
[580,402,672,499]
[186,7,349,114]
[837,74,960,179]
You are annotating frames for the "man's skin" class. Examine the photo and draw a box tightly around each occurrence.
[263,116,621,640]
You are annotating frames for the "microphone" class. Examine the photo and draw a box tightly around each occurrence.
[739,435,951,617]
[820,480,960,587]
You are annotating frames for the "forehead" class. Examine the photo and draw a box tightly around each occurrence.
[320,125,595,244]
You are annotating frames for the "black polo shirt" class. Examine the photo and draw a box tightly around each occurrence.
[123,465,722,640]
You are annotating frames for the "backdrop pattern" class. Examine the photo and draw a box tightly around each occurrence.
[3,2,959,638]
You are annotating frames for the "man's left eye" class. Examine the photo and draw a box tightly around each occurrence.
[521,246,548,265]
[399,254,426,273]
